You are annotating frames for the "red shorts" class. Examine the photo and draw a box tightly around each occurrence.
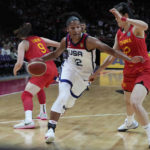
[29,61,58,89]
[122,71,150,92]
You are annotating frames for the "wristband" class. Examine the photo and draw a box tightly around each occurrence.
[121,17,127,22]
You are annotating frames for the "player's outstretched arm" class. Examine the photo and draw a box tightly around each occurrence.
[89,35,118,81]
[89,55,115,82]
[40,37,66,62]
[110,8,148,31]
[86,36,144,63]
[41,37,60,48]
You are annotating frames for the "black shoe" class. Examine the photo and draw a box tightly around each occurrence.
[116,89,124,94]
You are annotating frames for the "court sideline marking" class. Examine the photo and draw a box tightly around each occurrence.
[0,112,127,124]
[1,112,150,124]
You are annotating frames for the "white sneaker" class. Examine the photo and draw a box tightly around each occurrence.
[36,113,47,120]
[118,119,138,132]
[45,128,55,143]
[14,120,35,129]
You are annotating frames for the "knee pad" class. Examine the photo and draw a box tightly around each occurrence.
[21,91,33,111]
[25,82,40,96]
[65,97,76,108]
[51,82,76,114]
[51,96,76,114]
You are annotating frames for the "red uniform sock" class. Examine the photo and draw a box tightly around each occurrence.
[21,91,33,111]
[37,89,46,104]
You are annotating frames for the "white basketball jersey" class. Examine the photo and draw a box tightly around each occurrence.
[65,33,96,76]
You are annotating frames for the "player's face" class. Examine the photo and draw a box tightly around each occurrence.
[67,21,82,40]
[115,13,126,28]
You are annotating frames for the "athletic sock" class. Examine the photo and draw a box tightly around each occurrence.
[126,114,134,125]
[25,110,32,123]
[48,120,57,131]
[40,104,46,114]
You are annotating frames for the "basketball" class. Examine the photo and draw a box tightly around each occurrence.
[27,61,47,76]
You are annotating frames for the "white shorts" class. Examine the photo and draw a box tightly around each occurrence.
[59,62,90,98]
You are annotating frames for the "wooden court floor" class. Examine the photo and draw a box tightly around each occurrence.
[0,70,150,150]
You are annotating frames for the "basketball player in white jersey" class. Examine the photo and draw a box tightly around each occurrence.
[35,13,144,143]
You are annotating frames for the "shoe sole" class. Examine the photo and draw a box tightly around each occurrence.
[118,125,138,132]
[14,125,35,129]
[36,117,47,120]
[45,136,55,144]
[41,118,47,120]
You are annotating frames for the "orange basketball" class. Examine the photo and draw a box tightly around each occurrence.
[27,61,47,76]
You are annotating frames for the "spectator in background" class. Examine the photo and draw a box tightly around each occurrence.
[1,44,11,55]
[80,20,87,33]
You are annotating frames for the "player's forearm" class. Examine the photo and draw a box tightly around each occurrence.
[42,37,60,48]
[101,55,115,69]
[47,41,60,48]
[99,43,131,62]
[41,52,58,62]
[111,49,131,62]
[127,18,148,30]
[94,56,115,75]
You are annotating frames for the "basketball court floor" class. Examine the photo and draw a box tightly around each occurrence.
[0,70,150,150]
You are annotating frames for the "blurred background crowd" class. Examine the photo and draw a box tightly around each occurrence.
[0,0,150,78]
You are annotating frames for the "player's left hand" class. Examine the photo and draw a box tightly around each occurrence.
[131,56,145,63]
[13,63,22,76]
[109,8,122,21]
[89,73,98,82]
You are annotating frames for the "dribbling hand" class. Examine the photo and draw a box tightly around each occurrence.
[131,56,145,63]
[89,73,99,82]
[30,57,44,63]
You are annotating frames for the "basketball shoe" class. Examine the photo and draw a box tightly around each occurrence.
[118,119,138,132]
[36,113,47,120]
[14,120,35,129]
[45,122,56,143]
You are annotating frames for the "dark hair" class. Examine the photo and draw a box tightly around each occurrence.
[14,22,32,38]
[114,2,134,18]
[60,12,82,27]
[80,20,86,24]
[66,16,80,26]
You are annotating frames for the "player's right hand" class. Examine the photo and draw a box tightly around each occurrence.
[131,56,145,63]
[30,57,44,63]
[89,73,98,82]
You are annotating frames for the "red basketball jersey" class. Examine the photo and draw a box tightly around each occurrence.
[24,36,58,82]
[117,25,150,75]
[25,36,51,61]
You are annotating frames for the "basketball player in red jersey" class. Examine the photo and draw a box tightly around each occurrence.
[89,2,150,148]
[13,23,60,129]
[32,12,143,143]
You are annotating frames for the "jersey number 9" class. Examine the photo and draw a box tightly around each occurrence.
[37,43,47,54]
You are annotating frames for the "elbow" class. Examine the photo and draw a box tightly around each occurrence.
[144,23,148,31]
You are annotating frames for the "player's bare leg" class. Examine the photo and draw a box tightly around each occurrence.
[45,111,61,143]
[118,91,138,132]
[130,84,150,147]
